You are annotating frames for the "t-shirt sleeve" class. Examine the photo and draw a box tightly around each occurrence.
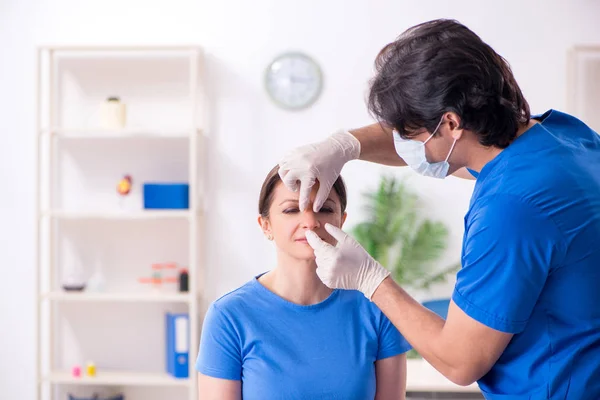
[452,196,561,333]
[195,303,242,380]
[377,313,412,360]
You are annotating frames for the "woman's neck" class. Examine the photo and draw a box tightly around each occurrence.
[258,253,333,306]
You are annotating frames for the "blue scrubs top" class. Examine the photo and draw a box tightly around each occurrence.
[196,274,411,399]
[453,110,600,399]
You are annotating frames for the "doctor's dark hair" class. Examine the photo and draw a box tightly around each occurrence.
[368,19,530,149]
[258,165,347,218]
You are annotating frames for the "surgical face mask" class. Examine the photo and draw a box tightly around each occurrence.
[392,118,457,179]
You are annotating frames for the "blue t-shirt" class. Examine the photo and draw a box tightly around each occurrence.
[452,110,600,399]
[196,274,411,399]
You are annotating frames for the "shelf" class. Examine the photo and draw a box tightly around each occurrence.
[43,361,475,391]
[41,210,193,220]
[406,359,480,393]
[40,45,201,52]
[43,370,190,387]
[41,291,191,303]
[40,128,199,139]
[41,361,477,392]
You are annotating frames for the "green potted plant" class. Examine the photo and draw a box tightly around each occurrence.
[351,175,460,358]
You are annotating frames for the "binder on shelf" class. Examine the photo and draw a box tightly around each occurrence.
[166,312,189,378]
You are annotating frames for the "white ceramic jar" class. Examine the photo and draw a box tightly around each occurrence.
[100,97,126,129]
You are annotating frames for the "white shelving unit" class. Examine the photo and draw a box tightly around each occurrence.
[35,46,204,400]
[42,210,194,220]
[40,128,196,139]
[43,371,191,387]
[40,292,192,303]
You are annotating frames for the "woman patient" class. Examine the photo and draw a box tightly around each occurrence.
[195,165,410,400]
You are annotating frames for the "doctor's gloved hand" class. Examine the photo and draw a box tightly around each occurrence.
[278,130,361,212]
[305,224,391,300]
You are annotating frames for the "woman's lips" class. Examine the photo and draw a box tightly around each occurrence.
[296,231,325,244]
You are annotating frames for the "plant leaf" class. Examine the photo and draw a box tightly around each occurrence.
[352,174,457,289]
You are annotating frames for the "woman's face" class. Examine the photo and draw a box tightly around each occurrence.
[259,181,347,261]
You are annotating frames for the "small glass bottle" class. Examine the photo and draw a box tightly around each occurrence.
[179,269,189,292]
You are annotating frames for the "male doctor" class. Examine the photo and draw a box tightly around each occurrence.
[278,19,600,399]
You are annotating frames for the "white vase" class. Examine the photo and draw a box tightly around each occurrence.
[100,97,126,129]
[61,266,86,291]
[87,267,106,292]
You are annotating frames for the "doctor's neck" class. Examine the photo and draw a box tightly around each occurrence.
[463,120,538,173]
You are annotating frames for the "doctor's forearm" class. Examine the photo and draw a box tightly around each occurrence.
[349,123,407,166]
[371,277,470,384]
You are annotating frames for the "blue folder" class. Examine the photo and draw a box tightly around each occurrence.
[166,312,189,378]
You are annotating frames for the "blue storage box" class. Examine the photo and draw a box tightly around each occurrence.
[143,183,189,209]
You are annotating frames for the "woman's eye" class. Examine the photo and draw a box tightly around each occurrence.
[282,207,334,214]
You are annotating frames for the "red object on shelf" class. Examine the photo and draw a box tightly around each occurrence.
[117,175,133,196]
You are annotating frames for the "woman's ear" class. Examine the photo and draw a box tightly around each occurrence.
[340,212,348,228]
[258,215,273,240]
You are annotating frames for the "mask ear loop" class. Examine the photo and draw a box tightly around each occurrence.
[445,139,457,162]
[423,116,445,145]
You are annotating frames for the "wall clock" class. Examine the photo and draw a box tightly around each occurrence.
[265,52,323,110]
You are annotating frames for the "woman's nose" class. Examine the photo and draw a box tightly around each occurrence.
[301,210,321,229]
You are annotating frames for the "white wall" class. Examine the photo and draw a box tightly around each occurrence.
[2,0,600,397]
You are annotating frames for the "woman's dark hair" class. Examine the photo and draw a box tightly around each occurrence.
[368,19,530,148]
[258,165,347,218]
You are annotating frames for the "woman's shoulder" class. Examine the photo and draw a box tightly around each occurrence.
[210,279,259,314]
[336,289,385,316]
[337,288,376,304]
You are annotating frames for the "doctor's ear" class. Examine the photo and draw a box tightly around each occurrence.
[445,112,464,140]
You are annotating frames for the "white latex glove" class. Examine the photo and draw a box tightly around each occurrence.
[278,130,361,212]
[305,223,391,300]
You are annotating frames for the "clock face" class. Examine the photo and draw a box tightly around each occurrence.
[265,52,323,110]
